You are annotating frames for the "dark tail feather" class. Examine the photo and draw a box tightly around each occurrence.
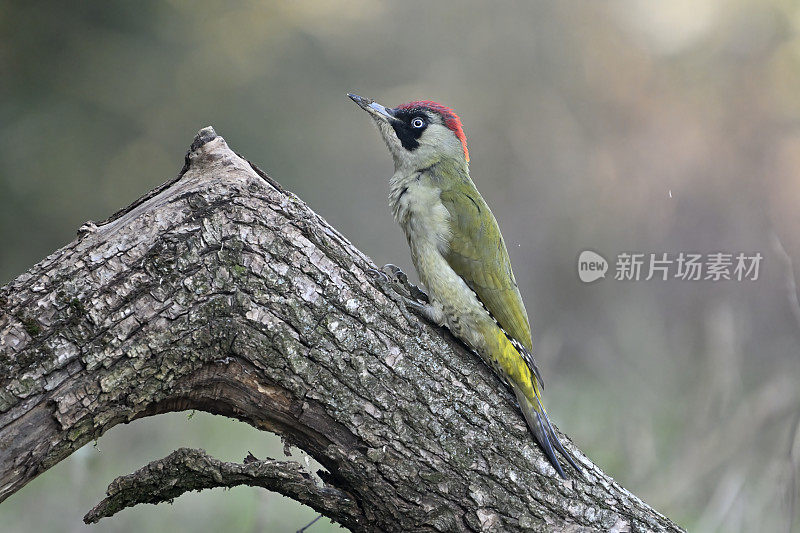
[534,394,582,474]
[514,388,581,478]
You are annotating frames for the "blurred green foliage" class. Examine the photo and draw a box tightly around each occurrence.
[2,1,800,531]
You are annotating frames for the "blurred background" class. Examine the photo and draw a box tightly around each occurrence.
[2,1,800,531]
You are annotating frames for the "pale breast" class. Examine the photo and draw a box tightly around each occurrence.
[389,171,451,255]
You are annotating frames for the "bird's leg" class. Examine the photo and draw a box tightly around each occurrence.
[367,264,432,325]
[380,264,430,304]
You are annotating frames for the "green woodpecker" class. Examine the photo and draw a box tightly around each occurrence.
[349,93,580,477]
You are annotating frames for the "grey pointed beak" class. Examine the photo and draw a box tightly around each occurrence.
[348,93,396,122]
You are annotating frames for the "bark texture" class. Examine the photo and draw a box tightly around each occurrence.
[0,128,684,532]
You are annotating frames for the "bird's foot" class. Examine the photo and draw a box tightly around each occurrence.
[367,264,430,324]
[372,264,429,303]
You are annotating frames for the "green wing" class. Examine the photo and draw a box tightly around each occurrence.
[440,186,533,352]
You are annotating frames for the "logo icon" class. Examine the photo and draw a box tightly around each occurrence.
[578,250,608,283]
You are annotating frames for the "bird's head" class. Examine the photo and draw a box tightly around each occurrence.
[348,94,469,172]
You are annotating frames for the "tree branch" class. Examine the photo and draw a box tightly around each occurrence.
[83,448,360,525]
[0,127,684,532]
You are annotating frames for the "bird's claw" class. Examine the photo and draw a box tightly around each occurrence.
[366,267,390,284]
[371,264,428,302]
[367,264,430,324]
[381,264,407,285]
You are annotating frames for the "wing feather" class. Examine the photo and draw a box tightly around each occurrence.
[440,186,534,354]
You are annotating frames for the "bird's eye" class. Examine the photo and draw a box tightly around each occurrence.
[411,117,425,128]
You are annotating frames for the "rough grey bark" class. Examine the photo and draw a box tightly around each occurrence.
[0,127,684,532]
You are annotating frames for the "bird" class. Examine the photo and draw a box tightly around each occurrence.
[348,93,580,478]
